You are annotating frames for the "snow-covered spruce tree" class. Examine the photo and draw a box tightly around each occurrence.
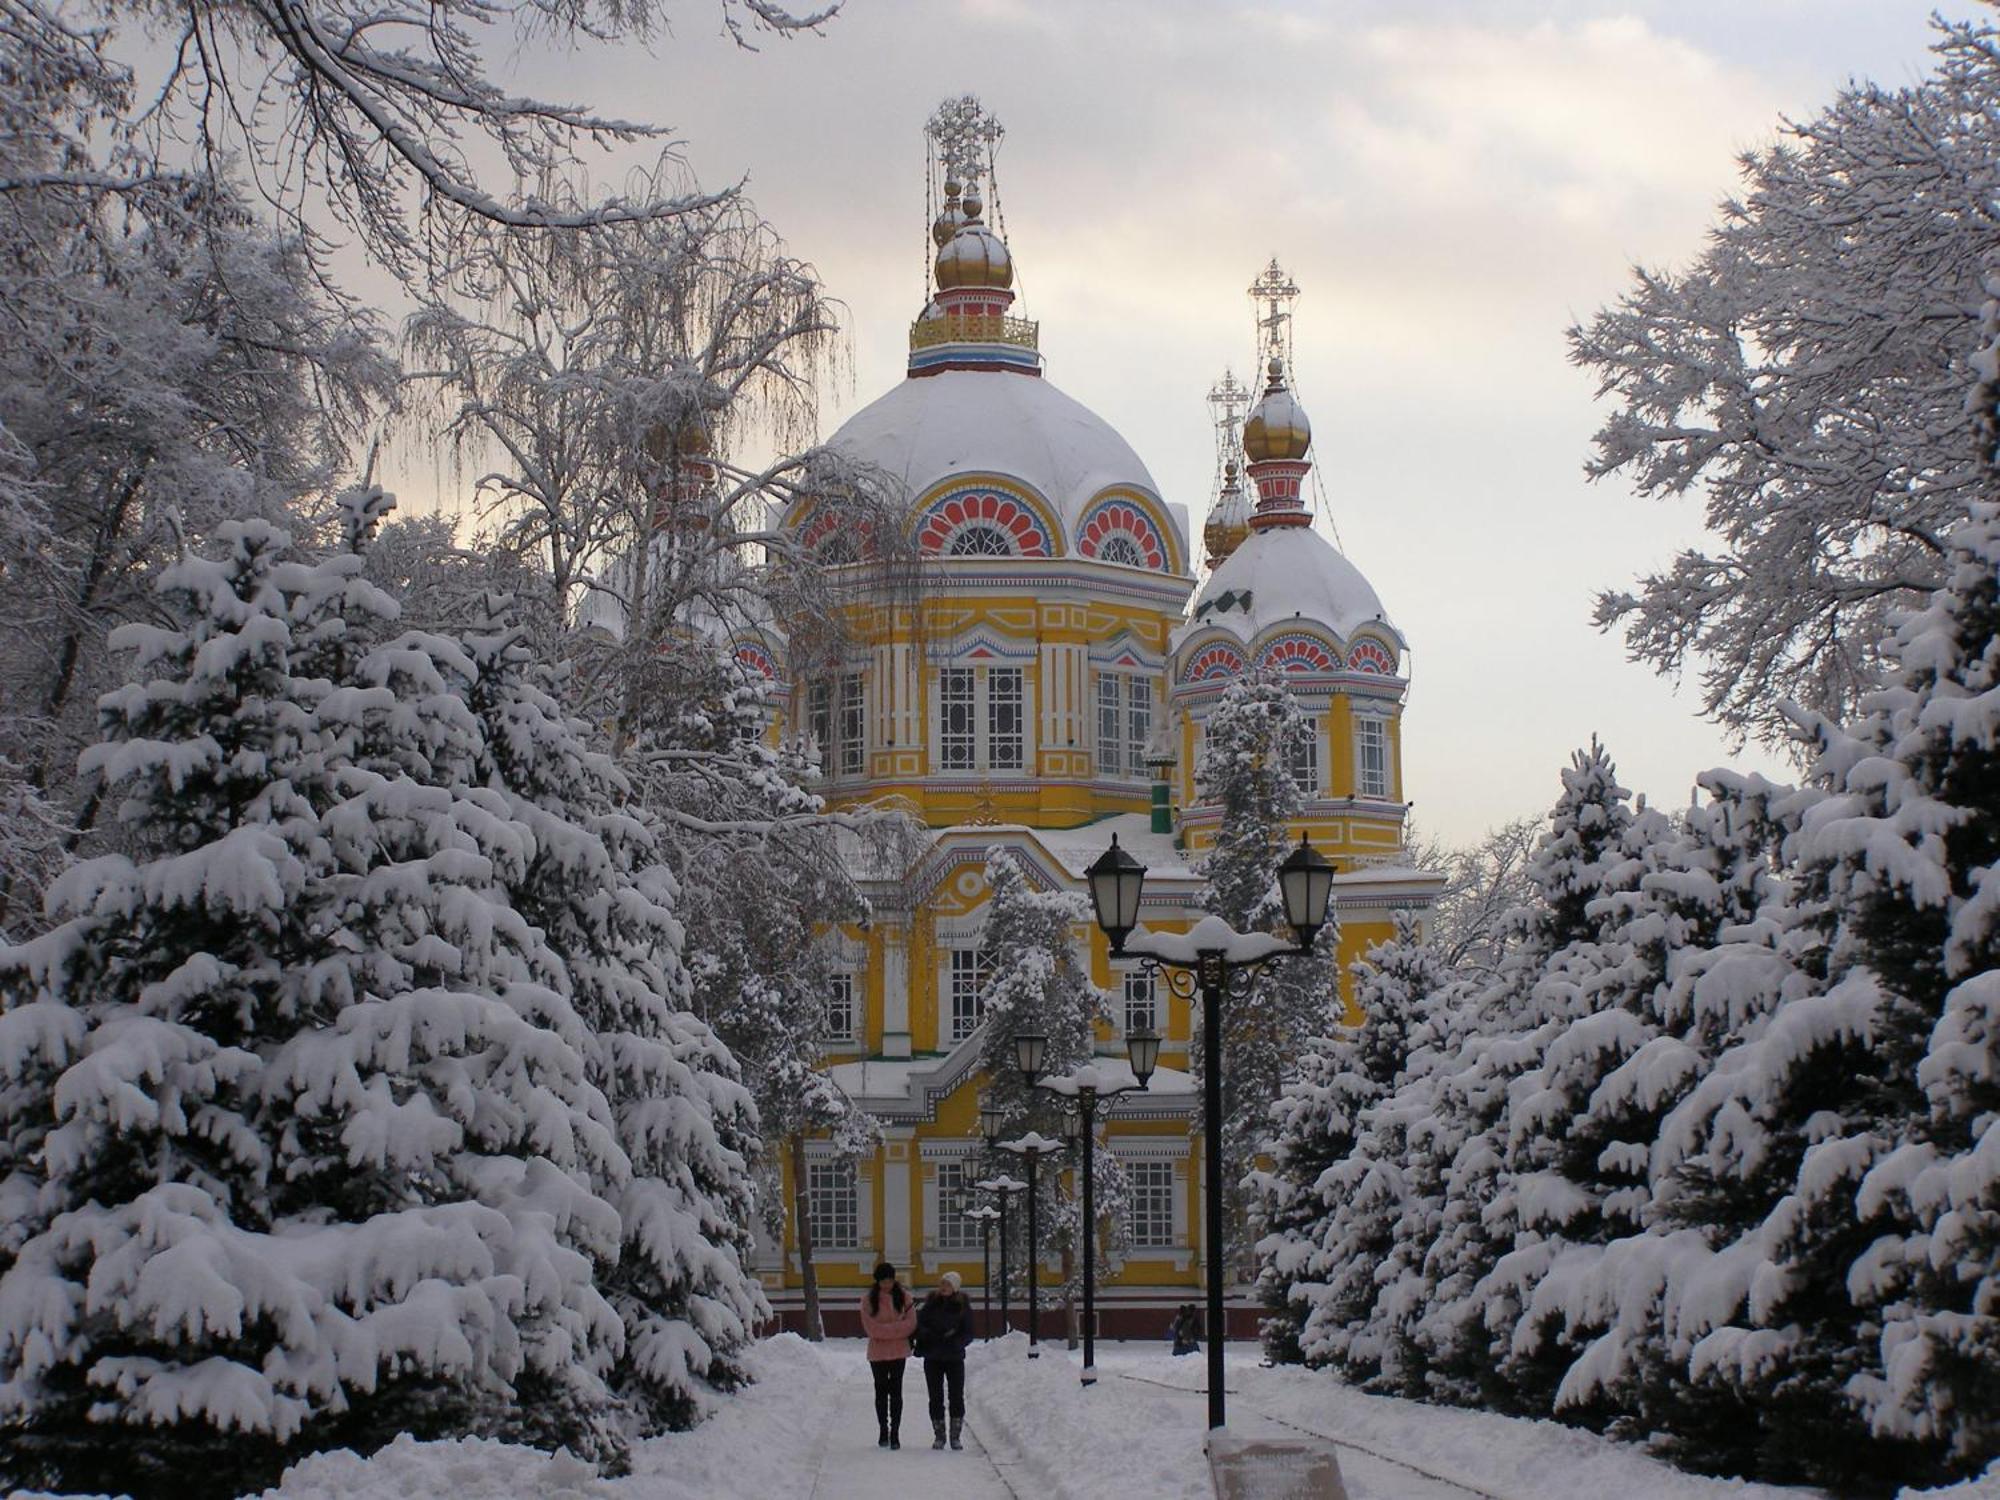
[1571,9,2000,746]
[973,849,1127,1295]
[0,521,631,1496]
[1511,769,1824,1460]
[1254,910,1441,1366]
[1412,740,1638,1410]
[1193,673,1342,1267]
[459,592,767,1429]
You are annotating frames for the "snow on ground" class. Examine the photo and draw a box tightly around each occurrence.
[19,1333,1999,1498]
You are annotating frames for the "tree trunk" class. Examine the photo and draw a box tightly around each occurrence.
[789,1133,823,1342]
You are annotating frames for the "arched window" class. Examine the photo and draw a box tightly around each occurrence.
[948,524,1014,557]
[1097,534,1146,567]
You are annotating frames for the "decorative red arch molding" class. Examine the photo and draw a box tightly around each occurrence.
[916,489,1055,558]
[1076,498,1169,571]
[1182,641,1246,683]
[1258,632,1338,674]
[1347,639,1397,675]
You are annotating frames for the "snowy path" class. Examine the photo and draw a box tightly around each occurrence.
[1104,1365,1503,1500]
[799,1352,1020,1500]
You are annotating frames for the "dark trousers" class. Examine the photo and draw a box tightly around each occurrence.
[871,1358,906,1434]
[924,1356,965,1423]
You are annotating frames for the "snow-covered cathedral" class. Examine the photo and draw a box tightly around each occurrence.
[746,100,1442,1333]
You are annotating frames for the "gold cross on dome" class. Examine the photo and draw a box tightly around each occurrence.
[1248,258,1300,361]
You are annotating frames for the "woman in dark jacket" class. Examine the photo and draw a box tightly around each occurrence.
[913,1271,975,1450]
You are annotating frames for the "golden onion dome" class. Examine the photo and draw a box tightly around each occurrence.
[1203,459,1252,563]
[1241,357,1312,462]
[933,202,966,247]
[935,222,1013,290]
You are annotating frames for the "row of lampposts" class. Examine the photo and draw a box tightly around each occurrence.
[948,831,1334,1429]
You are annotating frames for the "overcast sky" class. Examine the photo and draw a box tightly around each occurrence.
[387,0,1978,845]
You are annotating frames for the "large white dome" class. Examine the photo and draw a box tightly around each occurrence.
[825,370,1169,541]
[1175,524,1393,649]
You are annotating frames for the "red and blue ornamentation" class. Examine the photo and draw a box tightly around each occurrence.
[1259,632,1338,674]
[916,489,1055,558]
[1347,639,1397,675]
[1182,641,1246,683]
[1076,498,1169,571]
[733,641,780,683]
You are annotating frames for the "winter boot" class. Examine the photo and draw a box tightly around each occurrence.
[878,1419,890,1449]
[889,1423,901,1452]
[932,1418,947,1450]
[949,1417,963,1451]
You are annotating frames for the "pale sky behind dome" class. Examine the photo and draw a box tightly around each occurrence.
[384,0,1982,846]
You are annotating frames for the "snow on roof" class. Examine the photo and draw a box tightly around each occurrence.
[1174,523,1395,652]
[1029,813,1196,880]
[827,370,1182,547]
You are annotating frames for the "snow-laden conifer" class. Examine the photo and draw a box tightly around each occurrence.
[973,849,1127,1291]
[1193,673,1341,1263]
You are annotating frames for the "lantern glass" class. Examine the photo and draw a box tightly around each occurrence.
[1125,1025,1161,1088]
[978,1099,1005,1145]
[1013,1030,1048,1081]
[1278,836,1335,946]
[1085,836,1147,950]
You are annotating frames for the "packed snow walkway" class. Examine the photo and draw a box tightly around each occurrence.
[798,1345,1020,1500]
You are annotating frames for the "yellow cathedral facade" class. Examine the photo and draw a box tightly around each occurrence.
[736,99,1441,1337]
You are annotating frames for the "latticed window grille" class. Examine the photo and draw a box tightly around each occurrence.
[940,668,976,770]
[987,668,1023,770]
[1126,677,1152,777]
[1127,1161,1175,1248]
[839,672,865,778]
[1287,725,1319,794]
[1122,968,1156,1035]
[1356,717,1389,798]
[934,1161,981,1251]
[825,972,856,1041]
[808,1159,858,1249]
[948,948,990,1042]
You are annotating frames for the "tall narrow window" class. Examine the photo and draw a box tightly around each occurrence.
[934,1161,980,1250]
[988,668,1023,771]
[807,681,832,774]
[807,1160,858,1248]
[1127,1161,1175,1248]
[1098,675,1122,775]
[1287,725,1319,795]
[825,973,856,1041]
[940,668,976,771]
[1127,678,1153,777]
[838,672,865,778]
[1122,968,1156,1036]
[1356,717,1389,799]
[948,948,990,1042]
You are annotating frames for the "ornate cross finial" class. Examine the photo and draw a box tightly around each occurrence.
[928,95,1004,190]
[1248,258,1300,365]
[1208,368,1250,451]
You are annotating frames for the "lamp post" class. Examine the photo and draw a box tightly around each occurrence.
[997,1130,1064,1357]
[1036,1030,1160,1386]
[973,1174,1023,1336]
[1083,831,1334,1429]
[965,1204,1001,1338]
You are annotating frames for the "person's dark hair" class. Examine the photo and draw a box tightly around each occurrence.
[868,1262,905,1316]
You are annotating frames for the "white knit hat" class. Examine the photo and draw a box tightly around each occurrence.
[940,1271,962,1292]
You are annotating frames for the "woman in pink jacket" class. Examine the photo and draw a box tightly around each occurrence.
[857,1261,917,1449]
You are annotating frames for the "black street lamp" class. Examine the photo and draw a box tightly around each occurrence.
[964,1204,1001,1337]
[997,1129,1063,1358]
[1084,832,1334,1429]
[1036,1033,1159,1386]
[973,1174,1024,1336]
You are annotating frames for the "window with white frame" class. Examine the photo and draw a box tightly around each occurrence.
[933,1160,981,1251]
[1126,1160,1176,1248]
[1122,968,1156,1035]
[1286,721,1319,795]
[838,673,865,778]
[807,1159,858,1248]
[1096,672,1154,779]
[988,668,1023,771]
[807,673,866,780]
[824,972,856,1042]
[936,666,1025,773]
[1356,715,1390,799]
[948,948,991,1042]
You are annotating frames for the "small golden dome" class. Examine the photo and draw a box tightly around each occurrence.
[935,223,1014,290]
[1203,459,1252,563]
[1241,358,1311,462]
[933,199,966,247]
